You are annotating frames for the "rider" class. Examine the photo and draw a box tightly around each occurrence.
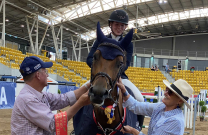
[86,9,144,131]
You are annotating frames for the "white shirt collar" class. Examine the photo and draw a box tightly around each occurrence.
[111,33,121,41]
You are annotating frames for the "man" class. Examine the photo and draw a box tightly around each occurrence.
[117,78,193,135]
[86,9,144,131]
[165,63,170,73]
[11,56,91,135]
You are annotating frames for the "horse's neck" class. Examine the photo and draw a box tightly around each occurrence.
[94,87,124,129]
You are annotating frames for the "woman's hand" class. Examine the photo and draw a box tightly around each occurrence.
[120,125,140,135]
[117,77,130,101]
[116,77,126,93]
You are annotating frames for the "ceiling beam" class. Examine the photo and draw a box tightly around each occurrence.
[167,0,174,12]
[201,0,204,8]
[190,0,194,9]
[178,0,185,11]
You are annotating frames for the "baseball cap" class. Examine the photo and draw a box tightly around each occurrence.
[20,56,53,76]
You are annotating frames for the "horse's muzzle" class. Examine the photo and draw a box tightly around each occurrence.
[88,86,108,105]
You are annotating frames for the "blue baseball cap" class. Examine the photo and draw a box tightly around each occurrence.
[20,56,53,76]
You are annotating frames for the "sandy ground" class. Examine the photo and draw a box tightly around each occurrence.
[1,107,208,135]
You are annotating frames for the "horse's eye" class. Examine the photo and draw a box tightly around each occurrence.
[117,62,123,68]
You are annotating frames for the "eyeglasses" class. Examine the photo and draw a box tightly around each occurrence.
[39,69,48,75]
[44,70,48,75]
[165,88,173,96]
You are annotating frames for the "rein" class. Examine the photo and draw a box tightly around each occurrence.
[90,43,126,135]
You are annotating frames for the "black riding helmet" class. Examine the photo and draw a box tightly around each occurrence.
[108,9,129,26]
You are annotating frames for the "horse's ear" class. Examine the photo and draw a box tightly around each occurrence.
[120,29,133,50]
[97,22,106,43]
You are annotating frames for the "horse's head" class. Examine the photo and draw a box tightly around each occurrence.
[88,22,133,106]
[89,45,125,105]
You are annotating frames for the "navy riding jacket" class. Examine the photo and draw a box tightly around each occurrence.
[86,34,133,79]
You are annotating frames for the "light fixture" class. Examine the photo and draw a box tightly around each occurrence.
[66,28,69,31]
[46,34,50,36]
[20,25,24,28]
[159,0,167,4]
[5,19,9,22]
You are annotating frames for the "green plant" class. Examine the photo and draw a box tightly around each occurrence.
[200,115,204,118]
[58,89,61,94]
[199,101,205,107]
[201,105,207,113]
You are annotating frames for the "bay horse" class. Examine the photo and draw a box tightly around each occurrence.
[73,22,138,135]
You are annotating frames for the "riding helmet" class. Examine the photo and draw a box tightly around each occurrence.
[108,9,129,26]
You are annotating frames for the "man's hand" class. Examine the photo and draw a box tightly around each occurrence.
[66,90,91,121]
[77,90,91,106]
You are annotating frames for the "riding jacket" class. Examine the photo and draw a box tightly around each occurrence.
[86,33,133,79]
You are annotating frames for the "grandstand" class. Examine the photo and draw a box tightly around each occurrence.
[126,67,166,92]
[170,70,208,95]
[0,44,168,92]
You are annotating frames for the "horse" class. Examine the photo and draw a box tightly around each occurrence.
[73,22,138,135]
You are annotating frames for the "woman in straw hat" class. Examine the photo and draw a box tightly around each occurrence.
[116,78,193,135]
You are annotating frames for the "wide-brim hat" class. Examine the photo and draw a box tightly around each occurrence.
[163,79,193,109]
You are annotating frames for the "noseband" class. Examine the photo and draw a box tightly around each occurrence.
[89,43,124,103]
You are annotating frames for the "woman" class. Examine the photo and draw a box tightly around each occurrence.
[86,9,144,102]
[117,78,193,135]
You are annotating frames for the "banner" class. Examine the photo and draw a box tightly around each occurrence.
[0,80,79,109]
[58,85,79,94]
[0,81,16,109]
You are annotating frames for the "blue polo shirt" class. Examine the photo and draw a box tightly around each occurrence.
[123,96,185,135]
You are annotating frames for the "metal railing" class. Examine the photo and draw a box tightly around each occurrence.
[134,47,208,58]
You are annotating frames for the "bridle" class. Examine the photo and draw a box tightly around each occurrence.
[89,43,124,103]
[89,43,126,134]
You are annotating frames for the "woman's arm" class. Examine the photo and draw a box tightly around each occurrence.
[117,78,159,117]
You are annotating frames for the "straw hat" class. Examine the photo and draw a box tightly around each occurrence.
[163,79,193,109]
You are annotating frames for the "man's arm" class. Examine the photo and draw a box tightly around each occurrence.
[45,82,90,110]
[73,82,90,100]
[23,91,90,133]
[66,90,90,121]
[86,40,99,68]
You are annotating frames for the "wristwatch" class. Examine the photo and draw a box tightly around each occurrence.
[123,90,129,96]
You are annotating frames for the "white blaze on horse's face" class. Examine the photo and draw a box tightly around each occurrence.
[89,50,124,105]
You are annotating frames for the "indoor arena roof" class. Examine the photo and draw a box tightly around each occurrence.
[1,0,208,48]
